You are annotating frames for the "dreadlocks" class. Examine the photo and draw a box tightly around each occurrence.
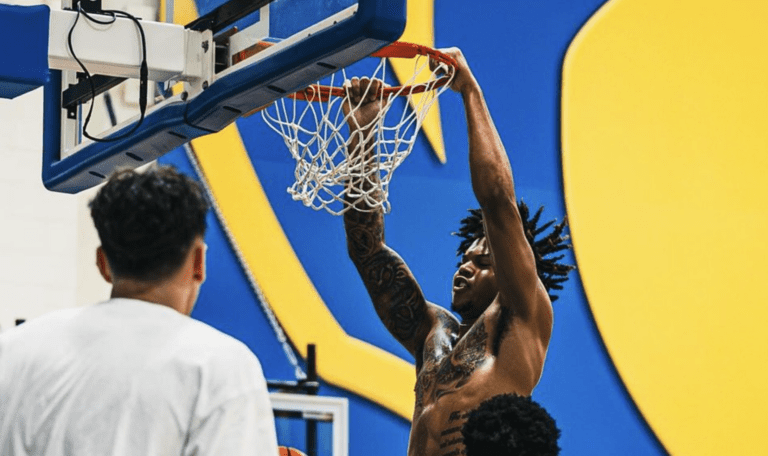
[454,201,575,302]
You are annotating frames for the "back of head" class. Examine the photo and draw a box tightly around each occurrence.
[461,394,561,456]
[89,166,209,282]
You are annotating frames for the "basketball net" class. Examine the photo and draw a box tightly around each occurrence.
[261,42,456,215]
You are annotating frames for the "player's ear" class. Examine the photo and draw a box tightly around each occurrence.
[96,247,112,283]
[192,239,206,284]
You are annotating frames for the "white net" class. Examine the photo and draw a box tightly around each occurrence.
[261,49,454,215]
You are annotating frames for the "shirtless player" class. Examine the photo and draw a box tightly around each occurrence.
[342,48,573,456]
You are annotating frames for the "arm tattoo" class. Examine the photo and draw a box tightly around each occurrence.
[359,249,425,342]
[344,200,428,346]
[345,209,384,262]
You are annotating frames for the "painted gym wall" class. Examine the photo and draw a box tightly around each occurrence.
[163,0,667,454]
[0,0,103,333]
[2,0,766,454]
[162,0,768,454]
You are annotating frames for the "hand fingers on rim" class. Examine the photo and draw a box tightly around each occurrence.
[429,56,439,72]
[358,77,372,99]
[433,60,448,77]
[348,77,361,103]
[367,79,381,103]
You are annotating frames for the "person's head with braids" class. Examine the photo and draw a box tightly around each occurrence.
[90,165,210,315]
[461,393,561,456]
[451,202,574,320]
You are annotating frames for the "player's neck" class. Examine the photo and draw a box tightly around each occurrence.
[110,278,194,315]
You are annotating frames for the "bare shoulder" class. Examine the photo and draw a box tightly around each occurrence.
[427,304,460,335]
[417,303,460,368]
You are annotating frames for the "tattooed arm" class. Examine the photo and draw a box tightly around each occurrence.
[342,78,456,361]
[345,208,455,361]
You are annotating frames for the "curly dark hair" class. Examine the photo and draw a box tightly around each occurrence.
[461,394,561,456]
[454,202,575,302]
[89,166,210,281]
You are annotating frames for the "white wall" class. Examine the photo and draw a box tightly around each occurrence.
[0,0,160,332]
[0,88,107,333]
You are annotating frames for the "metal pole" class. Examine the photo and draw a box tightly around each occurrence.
[165,0,174,23]
[306,344,317,456]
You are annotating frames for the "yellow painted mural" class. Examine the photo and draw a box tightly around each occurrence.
[562,0,768,453]
[388,0,447,163]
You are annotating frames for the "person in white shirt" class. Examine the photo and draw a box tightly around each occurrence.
[0,165,279,456]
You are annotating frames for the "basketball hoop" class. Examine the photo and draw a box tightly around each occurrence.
[261,42,457,215]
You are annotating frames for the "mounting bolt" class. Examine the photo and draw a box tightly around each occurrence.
[202,40,209,52]
[202,81,208,90]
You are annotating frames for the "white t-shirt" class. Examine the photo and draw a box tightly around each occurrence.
[0,298,279,456]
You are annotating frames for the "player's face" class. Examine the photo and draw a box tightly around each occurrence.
[451,237,498,321]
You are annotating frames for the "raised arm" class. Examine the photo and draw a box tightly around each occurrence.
[447,49,552,328]
[341,78,448,361]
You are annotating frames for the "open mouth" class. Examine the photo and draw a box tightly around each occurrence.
[453,276,469,290]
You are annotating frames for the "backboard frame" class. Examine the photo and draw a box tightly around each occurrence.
[40,0,406,192]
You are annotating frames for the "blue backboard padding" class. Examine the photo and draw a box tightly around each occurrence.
[42,72,212,192]
[0,4,50,99]
[184,0,405,131]
[269,0,359,40]
[42,0,406,193]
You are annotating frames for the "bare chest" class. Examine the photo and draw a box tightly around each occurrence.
[416,321,491,408]
[408,314,544,455]
[409,324,493,456]
[409,401,472,456]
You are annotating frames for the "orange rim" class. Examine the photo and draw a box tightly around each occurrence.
[289,41,457,102]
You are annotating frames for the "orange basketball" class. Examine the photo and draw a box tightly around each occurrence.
[278,446,308,456]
